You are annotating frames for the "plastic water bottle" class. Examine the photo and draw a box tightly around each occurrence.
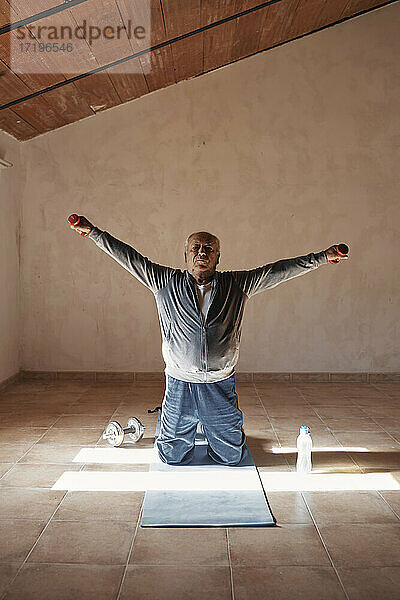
[296,425,312,473]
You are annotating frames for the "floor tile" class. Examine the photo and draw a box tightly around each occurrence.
[322,417,381,432]
[277,431,341,449]
[19,444,86,464]
[59,405,119,416]
[0,463,81,488]
[333,431,399,450]
[232,566,346,600]
[0,489,65,520]
[266,492,312,523]
[53,491,144,521]
[351,397,397,407]
[0,428,47,445]
[37,428,103,446]
[0,520,45,562]
[379,491,400,517]
[3,563,124,600]
[338,567,400,600]
[0,463,12,477]
[120,565,231,600]
[264,407,317,418]
[28,520,135,564]
[312,406,366,418]
[0,415,59,428]
[305,396,356,406]
[130,527,229,566]
[285,451,360,473]
[82,463,149,472]
[247,446,289,470]
[0,444,38,463]
[241,406,267,417]
[52,415,113,428]
[0,565,20,597]
[348,450,400,470]
[303,491,399,524]
[388,430,400,443]
[269,417,325,431]
[319,524,400,567]
[228,524,330,567]
[373,418,400,430]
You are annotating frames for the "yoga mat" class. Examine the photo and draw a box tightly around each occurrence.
[140,414,275,527]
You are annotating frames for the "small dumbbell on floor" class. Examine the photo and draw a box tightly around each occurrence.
[102,417,146,447]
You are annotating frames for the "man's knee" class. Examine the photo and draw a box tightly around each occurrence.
[207,445,244,466]
[156,439,194,465]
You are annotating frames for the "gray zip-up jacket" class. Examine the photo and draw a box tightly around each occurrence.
[88,228,327,382]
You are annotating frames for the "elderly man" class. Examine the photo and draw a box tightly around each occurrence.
[69,216,347,466]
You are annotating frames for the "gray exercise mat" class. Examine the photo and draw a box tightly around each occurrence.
[140,413,275,527]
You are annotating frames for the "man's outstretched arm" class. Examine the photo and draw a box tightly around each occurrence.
[232,245,348,297]
[68,215,175,293]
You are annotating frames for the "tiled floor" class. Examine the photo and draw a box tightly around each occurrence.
[0,379,399,599]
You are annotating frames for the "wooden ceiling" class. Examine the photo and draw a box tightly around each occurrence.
[0,0,395,141]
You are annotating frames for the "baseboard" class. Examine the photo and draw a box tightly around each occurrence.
[0,371,22,392]
[17,370,400,383]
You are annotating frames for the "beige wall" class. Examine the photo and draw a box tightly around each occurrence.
[19,3,400,373]
[0,132,23,383]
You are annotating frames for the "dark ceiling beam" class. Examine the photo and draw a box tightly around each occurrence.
[0,0,396,113]
[0,0,92,36]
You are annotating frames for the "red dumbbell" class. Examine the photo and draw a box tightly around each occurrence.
[68,214,89,237]
[328,243,349,264]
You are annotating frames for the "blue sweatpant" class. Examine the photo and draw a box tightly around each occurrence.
[156,374,246,466]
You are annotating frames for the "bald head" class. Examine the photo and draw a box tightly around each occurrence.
[184,231,220,256]
[184,231,221,285]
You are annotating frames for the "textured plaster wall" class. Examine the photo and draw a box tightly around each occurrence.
[0,132,23,382]
[20,3,400,373]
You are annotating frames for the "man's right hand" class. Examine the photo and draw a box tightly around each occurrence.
[69,215,94,237]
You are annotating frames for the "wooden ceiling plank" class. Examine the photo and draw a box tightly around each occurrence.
[140,44,176,92]
[202,0,270,72]
[0,62,31,104]
[285,0,326,39]
[161,2,202,88]
[231,6,267,62]
[258,0,301,50]
[161,0,201,38]
[5,2,123,78]
[5,2,62,22]
[11,94,68,132]
[202,0,244,26]
[107,57,148,102]
[0,1,13,28]
[15,11,103,77]
[0,28,65,90]
[203,19,237,72]
[171,34,203,81]
[69,0,133,67]
[0,107,38,140]
[341,0,390,19]
[312,0,350,30]
[116,0,166,47]
[73,71,122,112]
[41,82,94,124]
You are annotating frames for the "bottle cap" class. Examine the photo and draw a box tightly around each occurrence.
[300,425,310,434]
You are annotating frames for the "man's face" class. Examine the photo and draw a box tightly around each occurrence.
[185,232,220,282]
